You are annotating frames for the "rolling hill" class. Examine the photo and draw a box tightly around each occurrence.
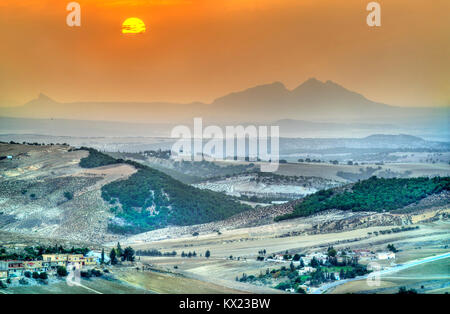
[0,143,250,242]
[275,176,450,221]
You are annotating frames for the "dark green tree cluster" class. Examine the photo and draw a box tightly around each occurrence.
[387,244,398,253]
[102,160,251,234]
[276,176,450,221]
[397,286,418,294]
[109,242,135,264]
[136,249,177,257]
[181,251,197,258]
[56,266,68,277]
[78,147,119,168]
[63,191,73,200]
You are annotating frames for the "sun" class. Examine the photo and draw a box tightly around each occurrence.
[122,17,146,34]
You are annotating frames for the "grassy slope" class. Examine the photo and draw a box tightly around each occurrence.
[275,176,450,221]
[79,149,250,234]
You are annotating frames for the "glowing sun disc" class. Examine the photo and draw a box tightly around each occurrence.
[122,17,146,34]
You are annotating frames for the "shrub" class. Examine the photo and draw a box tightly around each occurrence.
[57,266,68,277]
[91,269,102,277]
[80,271,91,278]
[63,192,73,200]
[39,272,48,280]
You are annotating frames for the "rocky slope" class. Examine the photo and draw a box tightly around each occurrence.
[0,143,136,243]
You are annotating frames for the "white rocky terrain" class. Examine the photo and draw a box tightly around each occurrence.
[0,143,135,243]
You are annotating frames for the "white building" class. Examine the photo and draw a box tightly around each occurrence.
[376,252,395,260]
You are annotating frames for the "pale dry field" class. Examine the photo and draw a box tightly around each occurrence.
[217,160,450,182]
[127,220,449,293]
[330,257,450,294]
[112,267,249,294]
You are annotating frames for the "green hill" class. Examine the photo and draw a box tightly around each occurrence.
[79,149,250,234]
[275,176,450,222]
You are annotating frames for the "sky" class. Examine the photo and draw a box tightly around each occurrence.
[0,0,449,107]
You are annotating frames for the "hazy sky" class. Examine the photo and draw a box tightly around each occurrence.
[0,0,449,107]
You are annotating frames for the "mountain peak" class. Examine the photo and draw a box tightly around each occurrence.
[37,93,55,102]
[305,77,323,84]
[292,78,326,92]
[212,81,288,105]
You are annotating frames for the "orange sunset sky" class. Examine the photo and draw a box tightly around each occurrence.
[0,0,449,107]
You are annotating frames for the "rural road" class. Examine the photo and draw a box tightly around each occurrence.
[312,251,450,294]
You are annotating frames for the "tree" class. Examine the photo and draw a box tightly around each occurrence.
[32,271,39,279]
[290,262,295,272]
[397,286,418,295]
[64,191,73,200]
[39,272,48,280]
[387,244,398,253]
[310,257,319,268]
[117,242,123,258]
[110,248,117,265]
[101,248,105,264]
[57,266,68,277]
[205,250,211,258]
[123,247,135,262]
[327,246,337,258]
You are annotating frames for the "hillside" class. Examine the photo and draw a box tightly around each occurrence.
[0,144,250,242]
[98,159,251,234]
[77,149,251,234]
[275,176,450,221]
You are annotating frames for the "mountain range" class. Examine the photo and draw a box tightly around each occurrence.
[1,78,448,126]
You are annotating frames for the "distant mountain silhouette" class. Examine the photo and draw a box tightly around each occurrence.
[0,79,447,126]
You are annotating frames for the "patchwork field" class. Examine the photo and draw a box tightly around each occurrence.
[118,219,449,294]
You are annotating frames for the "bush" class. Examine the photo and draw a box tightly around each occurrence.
[39,272,48,280]
[275,282,292,291]
[63,192,73,200]
[91,269,102,277]
[24,271,31,278]
[397,287,418,295]
[32,272,39,279]
[80,271,91,278]
[57,266,68,277]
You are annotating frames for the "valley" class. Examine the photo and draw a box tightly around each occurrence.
[1,142,449,294]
